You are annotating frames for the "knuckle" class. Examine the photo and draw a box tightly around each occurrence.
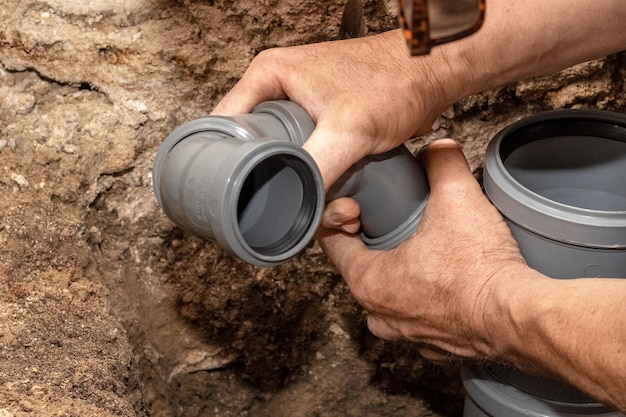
[252,48,287,71]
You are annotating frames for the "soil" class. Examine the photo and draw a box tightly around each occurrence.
[1,1,625,416]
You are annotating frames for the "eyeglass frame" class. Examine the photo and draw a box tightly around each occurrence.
[397,0,486,56]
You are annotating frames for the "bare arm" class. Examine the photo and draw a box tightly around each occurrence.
[214,0,626,410]
[214,0,626,190]
[318,0,626,408]
[319,140,626,411]
[491,271,626,409]
[444,0,626,99]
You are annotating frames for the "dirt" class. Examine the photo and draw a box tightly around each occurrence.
[1,1,625,416]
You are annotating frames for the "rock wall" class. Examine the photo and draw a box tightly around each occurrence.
[0,1,624,416]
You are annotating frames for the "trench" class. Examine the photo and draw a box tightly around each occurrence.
[84,173,466,416]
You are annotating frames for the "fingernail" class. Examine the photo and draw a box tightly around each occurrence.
[340,223,360,234]
[330,213,345,225]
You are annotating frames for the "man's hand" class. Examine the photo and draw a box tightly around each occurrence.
[319,139,626,412]
[318,139,529,361]
[212,30,460,189]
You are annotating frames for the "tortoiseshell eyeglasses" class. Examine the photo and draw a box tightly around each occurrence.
[397,0,486,56]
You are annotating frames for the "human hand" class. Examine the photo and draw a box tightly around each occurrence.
[318,139,530,362]
[212,30,462,189]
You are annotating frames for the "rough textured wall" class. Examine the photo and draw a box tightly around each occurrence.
[0,1,624,416]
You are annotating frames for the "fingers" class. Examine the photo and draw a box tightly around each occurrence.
[303,121,370,189]
[369,315,466,363]
[418,138,483,198]
[322,197,361,233]
[367,315,403,340]
[417,345,464,365]
[316,224,373,287]
[211,51,289,116]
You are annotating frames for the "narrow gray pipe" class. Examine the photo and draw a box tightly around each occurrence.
[463,109,626,417]
[327,146,428,249]
[152,100,429,266]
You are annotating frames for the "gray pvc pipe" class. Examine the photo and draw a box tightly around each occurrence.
[465,109,626,417]
[483,109,626,280]
[152,100,429,266]
[462,366,622,417]
[327,145,428,249]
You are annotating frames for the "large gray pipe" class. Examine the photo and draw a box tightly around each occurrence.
[463,109,626,417]
[152,100,429,266]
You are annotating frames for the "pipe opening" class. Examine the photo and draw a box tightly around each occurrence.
[501,120,626,211]
[237,154,318,257]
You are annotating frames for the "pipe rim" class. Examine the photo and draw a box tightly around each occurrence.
[461,365,619,416]
[484,109,626,249]
[218,140,325,266]
[252,100,316,146]
[361,195,428,249]
[153,117,258,207]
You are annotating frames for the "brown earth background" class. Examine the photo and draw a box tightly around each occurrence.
[1,1,625,416]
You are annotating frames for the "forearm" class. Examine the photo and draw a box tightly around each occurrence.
[486,268,626,411]
[430,0,626,102]
[432,4,626,402]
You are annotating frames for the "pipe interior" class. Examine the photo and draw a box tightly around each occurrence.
[237,154,317,256]
[501,120,626,211]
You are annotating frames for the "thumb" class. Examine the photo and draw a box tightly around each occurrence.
[317,226,374,281]
[418,139,483,199]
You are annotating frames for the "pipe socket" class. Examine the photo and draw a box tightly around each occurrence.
[484,109,626,278]
[152,100,429,266]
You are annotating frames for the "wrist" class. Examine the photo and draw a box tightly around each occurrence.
[378,30,469,132]
[475,264,552,365]
[376,30,460,133]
